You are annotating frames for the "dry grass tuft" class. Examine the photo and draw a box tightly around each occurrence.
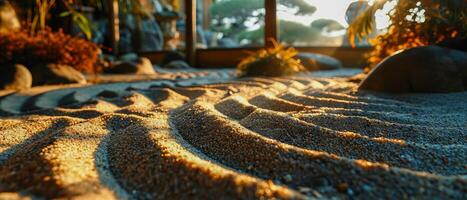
[237,40,305,77]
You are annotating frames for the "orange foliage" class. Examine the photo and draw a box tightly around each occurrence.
[368,0,466,67]
[349,0,466,69]
[0,28,100,73]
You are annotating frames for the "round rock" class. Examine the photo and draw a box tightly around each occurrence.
[105,57,156,75]
[359,46,467,93]
[29,64,87,86]
[296,53,343,71]
[0,64,32,91]
[161,51,186,67]
[162,60,191,70]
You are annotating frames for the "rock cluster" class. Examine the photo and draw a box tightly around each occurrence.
[0,63,87,91]
[103,54,156,75]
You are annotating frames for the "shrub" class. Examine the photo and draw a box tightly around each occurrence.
[348,0,466,69]
[0,28,100,73]
[236,40,305,77]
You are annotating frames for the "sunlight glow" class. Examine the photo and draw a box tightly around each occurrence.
[278,0,394,31]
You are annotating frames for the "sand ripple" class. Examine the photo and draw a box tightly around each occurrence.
[0,70,465,199]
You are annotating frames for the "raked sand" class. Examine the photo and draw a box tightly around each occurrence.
[0,69,465,199]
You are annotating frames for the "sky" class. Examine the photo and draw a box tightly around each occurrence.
[278,0,394,30]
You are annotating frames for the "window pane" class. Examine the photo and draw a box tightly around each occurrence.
[277,0,391,47]
[198,0,265,48]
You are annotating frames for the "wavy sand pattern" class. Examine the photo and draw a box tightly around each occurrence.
[0,70,465,199]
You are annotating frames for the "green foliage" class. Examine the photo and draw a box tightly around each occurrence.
[348,0,467,67]
[16,0,94,39]
[60,8,93,40]
[209,0,264,38]
[278,0,316,15]
[237,19,344,45]
[311,19,344,32]
[209,0,317,39]
[237,27,264,45]
[17,0,163,40]
[279,20,319,43]
[30,0,56,35]
[210,0,264,18]
[237,39,305,77]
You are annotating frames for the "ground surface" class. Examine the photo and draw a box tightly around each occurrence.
[0,69,465,199]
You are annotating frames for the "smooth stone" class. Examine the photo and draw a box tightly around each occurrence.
[162,60,191,70]
[105,57,156,75]
[0,1,20,33]
[0,64,32,91]
[161,51,185,67]
[29,64,87,86]
[296,53,343,71]
[359,46,467,93]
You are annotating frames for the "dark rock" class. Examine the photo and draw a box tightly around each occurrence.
[296,53,343,71]
[101,54,117,63]
[359,46,467,93]
[0,0,20,33]
[28,64,87,86]
[436,38,467,52]
[105,57,155,75]
[58,91,87,107]
[138,18,164,52]
[162,60,191,70]
[161,51,185,66]
[119,53,139,62]
[119,15,164,52]
[97,90,119,98]
[0,64,32,90]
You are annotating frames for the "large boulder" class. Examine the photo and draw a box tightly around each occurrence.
[359,46,467,93]
[28,64,87,86]
[437,38,467,52]
[0,0,20,33]
[0,64,32,90]
[105,57,156,75]
[296,53,343,71]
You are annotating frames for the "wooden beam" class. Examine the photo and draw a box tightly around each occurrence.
[202,0,212,29]
[185,0,197,66]
[195,47,372,69]
[107,0,120,55]
[264,0,277,48]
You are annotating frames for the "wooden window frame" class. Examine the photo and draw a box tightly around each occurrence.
[141,0,371,69]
